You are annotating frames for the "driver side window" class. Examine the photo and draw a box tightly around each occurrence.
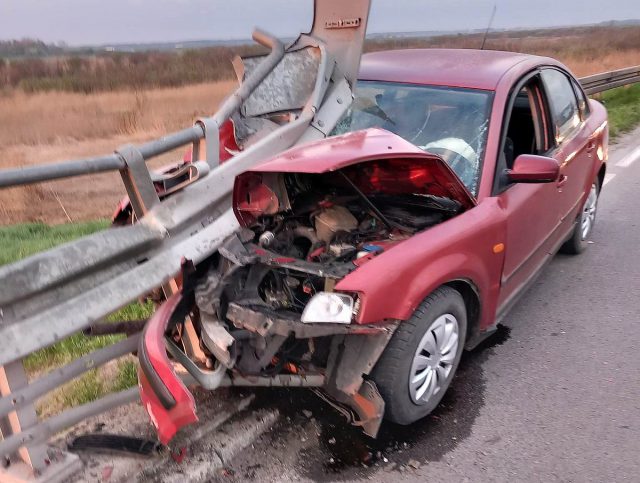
[494,76,549,192]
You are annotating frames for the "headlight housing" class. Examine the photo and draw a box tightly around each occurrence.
[301,292,354,324]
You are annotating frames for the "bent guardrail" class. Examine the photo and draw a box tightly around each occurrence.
[0,12,635,479]
[0,1,373,480]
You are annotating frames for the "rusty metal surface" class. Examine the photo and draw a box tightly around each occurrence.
[0,388,140,460]
[0,336,139,419]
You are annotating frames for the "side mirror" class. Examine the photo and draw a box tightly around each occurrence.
[507,154,560,183]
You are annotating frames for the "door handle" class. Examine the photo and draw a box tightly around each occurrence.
[557,174,568,188]
[586,141,597,153]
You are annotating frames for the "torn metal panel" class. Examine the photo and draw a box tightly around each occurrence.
[325,330,397,397]
[299,0,372,87]
[226,303,391,338]
[0,1,374,464]
[240,47,322,117]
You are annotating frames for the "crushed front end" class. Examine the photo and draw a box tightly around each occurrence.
[138,129,473,443]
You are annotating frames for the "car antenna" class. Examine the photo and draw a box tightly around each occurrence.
[480,5,497,50]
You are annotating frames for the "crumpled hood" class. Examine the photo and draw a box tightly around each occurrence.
[245,127,476,209]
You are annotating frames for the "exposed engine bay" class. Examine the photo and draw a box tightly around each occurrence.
[140,154,468,440]
[231,166,463,315]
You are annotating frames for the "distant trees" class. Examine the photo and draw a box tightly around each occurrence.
[0,39,64,58]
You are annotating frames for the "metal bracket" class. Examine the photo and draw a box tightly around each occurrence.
[116,144,159,218]
[0,362,48,475]
[193,117,220,168]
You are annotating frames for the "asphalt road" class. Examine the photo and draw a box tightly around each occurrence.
[209,126,640,483]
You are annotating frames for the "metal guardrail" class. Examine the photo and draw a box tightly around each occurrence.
[0,1,374,480]
[0,14,635,477]
[580,65,640,95]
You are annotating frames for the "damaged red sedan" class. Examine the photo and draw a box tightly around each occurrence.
[138,49,608,443]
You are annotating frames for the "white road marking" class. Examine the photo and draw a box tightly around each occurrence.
[616,145,640,167]
[603,173,616,186]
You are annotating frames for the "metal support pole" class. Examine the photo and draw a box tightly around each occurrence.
[116,144,159,219]
[0,362,48,473]
[193,118,221,168]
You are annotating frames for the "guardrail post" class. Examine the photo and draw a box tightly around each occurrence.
[193,118,220,168]
[0,362,48,473]
[0,361,82,482]
[116,144,160,218]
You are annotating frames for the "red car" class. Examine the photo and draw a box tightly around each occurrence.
[138,49,608,443]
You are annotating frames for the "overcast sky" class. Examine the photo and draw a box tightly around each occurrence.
[0,0,638,46]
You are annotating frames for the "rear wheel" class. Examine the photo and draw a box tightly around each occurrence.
[370,286,467,425]
[560,179,599,255]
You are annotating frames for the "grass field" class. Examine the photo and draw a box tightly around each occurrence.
[601,84,640,138]
[1,24,639,225]
[0,221,153,416]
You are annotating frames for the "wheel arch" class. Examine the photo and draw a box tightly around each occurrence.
[443,279,482,350]
[597,162,606,193]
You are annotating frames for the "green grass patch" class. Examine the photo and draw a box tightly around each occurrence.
[61,369,104,408]
[600,83,640,139]
[0,220,152,412]
[0,220,110,265]
[112,360,139,392]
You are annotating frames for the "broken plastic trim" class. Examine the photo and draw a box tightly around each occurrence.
[138,293,198,444]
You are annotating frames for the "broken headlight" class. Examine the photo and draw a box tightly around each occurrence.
[301,292,354,324]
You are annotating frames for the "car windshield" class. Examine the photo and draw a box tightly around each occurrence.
[331,81,493,195]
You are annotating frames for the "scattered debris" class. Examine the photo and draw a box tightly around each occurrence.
[302,410,313,419]
[171,447,187,464]
[101,465,113,481]
[68,434,162,456]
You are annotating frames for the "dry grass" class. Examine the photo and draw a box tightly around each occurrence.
[0,80,236,147]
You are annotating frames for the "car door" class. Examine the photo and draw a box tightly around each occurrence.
[495,73,563,311]
[540,68,594,229]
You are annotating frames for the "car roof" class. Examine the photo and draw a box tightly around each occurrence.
[358,48,556,91]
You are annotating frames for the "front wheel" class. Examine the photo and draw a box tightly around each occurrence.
[560,179,600,255]
[370,286,467,425]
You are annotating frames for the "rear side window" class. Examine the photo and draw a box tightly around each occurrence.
[541,69,581,143]
[571,78,591,120]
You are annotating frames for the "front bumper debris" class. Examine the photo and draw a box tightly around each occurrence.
[138,293,198,445]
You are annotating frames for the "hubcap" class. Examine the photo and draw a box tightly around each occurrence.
[581,183,598,239]
[409,314,459,404]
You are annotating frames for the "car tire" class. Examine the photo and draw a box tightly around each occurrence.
[560,178,600,255]
[370,286,467,425]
